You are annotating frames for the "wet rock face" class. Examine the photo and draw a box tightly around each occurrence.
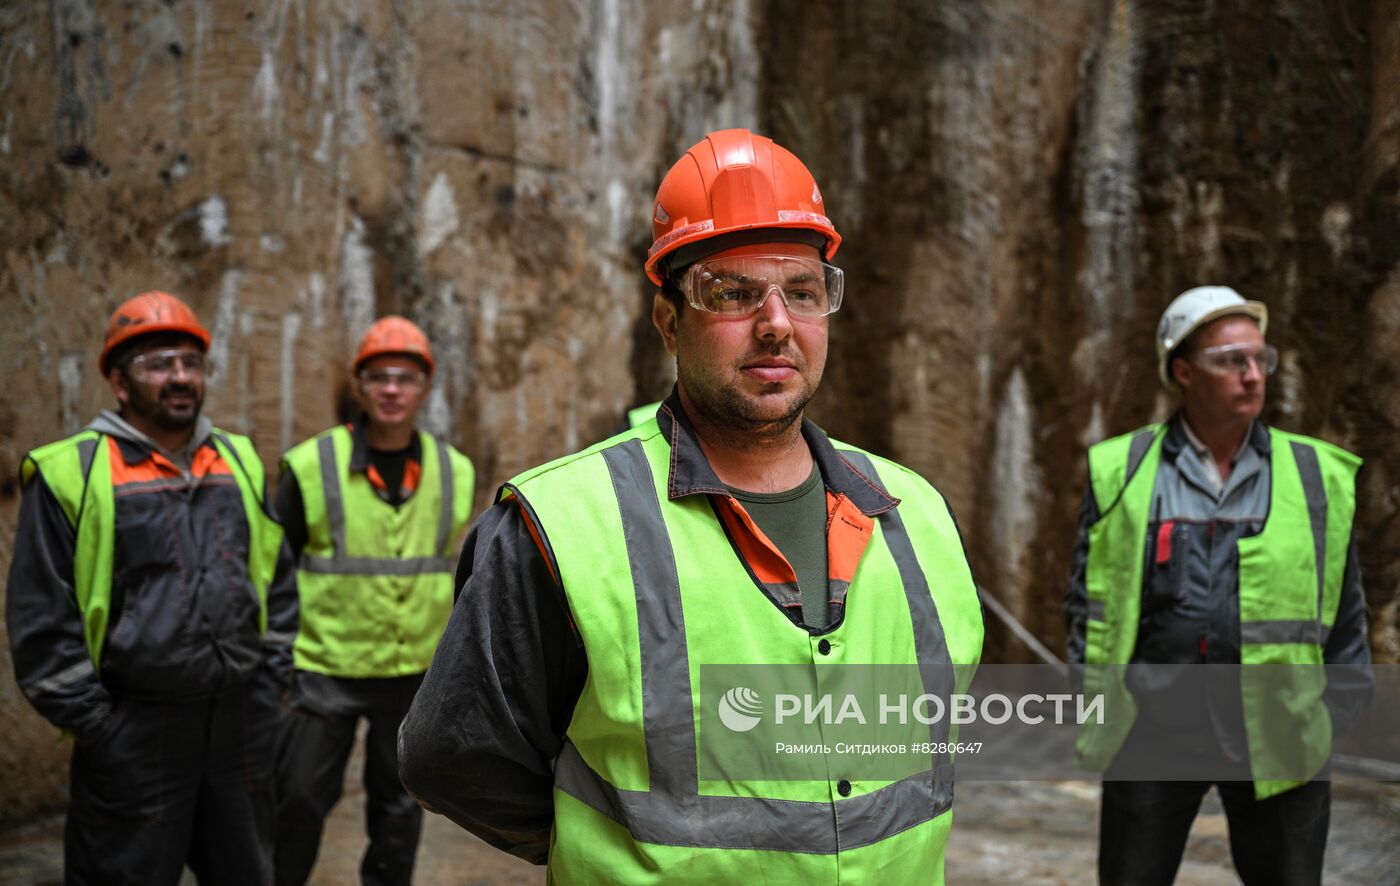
[1,0,1396,822]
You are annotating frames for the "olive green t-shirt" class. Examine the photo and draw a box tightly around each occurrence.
[726,464,830,629]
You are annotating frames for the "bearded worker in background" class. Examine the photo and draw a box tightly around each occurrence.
[399,128,984,883]
[6,291,297,885]
[274,316,475,886]
[1065,286,1372,885]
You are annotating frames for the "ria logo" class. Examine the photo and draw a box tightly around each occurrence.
[718,687,764,733]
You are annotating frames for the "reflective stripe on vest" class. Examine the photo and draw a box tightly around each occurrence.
[22,429,282,673]
[284,426,474,676]
[1077,424,1359,799]
[507,429,982,882]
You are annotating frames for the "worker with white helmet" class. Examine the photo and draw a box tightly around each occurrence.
[1065,286,1373,885]
[272,316,475,885]
[398,129,984,883]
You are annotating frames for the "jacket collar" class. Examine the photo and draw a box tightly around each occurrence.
[88,409,213,466]
[1162,413,1272,462]
[655,388,900,516]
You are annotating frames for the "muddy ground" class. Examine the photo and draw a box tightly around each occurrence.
[2,769,1396,885]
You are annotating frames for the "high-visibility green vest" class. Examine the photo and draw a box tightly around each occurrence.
[283,426,474,677]
[625,401,661,429]
[21,429,285,674]
[1077,423,1360,799]
[506,419,984,884]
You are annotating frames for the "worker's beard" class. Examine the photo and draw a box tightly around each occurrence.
[677,341,819,440]
[125,378,204,432]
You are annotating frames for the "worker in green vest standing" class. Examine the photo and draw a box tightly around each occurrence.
[6,291,298,885]
[273,315,474,886]
[1065,286,1373,885]
[398,129,985,884]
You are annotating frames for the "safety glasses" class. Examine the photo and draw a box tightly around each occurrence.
[682,255,844,318]
[126,350,209,379]
[359,368,427,392]
[1190,343,1279,376]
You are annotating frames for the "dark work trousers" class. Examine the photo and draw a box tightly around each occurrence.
[65,679,278,886]
[274,672,425,886]
[1099,779,1331,886]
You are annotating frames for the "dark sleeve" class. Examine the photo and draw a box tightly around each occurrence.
[4,470,114,738]
[274,468,309,558]
[1321,531,1373,737]
[398,498,587,865]
[1064,486,1098,666]
[261,530,299,688]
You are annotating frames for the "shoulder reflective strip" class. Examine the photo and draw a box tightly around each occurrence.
[317,435,346,557]
[1126,429,1156,481]
[262,631,297,646]
[1240,620,1326,645]
[435,436,454,554]
[77,437,99,477]
[565,441,956,851]
[1087,598,1106,621]
[299,555,453,576]
[601,440,696,797]
[22,659,95,698]
[1289,441,1328,620]
[72,436,102,526]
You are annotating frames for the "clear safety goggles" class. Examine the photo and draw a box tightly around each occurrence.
[127,349,209,378]
[359,368,427,391]
[682,255,844,318]
[1190,342,1279,376]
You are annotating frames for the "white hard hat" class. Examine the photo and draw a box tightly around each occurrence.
[1155,286,1268,389]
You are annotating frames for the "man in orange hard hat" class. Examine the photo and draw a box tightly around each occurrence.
[400,130,984,883]
[6,290,298,885]
[273,316,475,885]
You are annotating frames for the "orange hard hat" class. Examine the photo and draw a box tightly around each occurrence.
[354,315,435,375]
[99,291,211,375]
[644,128,841,286]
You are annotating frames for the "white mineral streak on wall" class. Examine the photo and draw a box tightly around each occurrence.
[1076,0,1139,375]
[565,337,582,453]
[716,0,758,128]
[59,352,83,434]
[1192,180,1224,280]
[422,282,465,440]
[230,311,257,433]
[597,0,622,236]
[254,50,279,121]
[1,110,12,154]
[308,272,327,331]
[1321,202,1353,264]
[1276,348,1303,422]
[337,24,374,149]
[419,172,459,257]
[989,367,1040,610]
[280,310,301,453]
[339,214,376,343]
[1080,400,1106,451]
[200,195,232,246]
[207,268,243,392]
